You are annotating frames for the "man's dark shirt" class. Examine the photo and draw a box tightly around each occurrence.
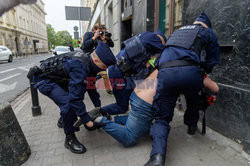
[81,32,114,53]
[81,32,97,53]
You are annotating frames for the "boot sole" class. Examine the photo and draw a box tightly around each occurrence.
[64,143,87,154]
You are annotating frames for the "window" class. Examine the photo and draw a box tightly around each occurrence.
[9,35,13,49]
[5,13,10,24]
[0,16,3,23]
[23,19,26,29]
[11,11,16,25]
[1,34,6,45]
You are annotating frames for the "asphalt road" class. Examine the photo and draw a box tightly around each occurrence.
[0,53,52,103]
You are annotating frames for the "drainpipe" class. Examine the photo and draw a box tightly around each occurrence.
[169,0,175,35]
[154,0,159,32]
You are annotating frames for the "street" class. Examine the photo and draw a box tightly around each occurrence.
[0,54,52,103]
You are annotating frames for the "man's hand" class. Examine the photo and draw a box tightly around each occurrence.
[92,31,100,40]
[84,121,105,131]
[85,121,93,128]
[100,34,107,43]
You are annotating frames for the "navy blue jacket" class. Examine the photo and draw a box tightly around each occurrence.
[159,25,220,73]
[81,32,97,53]
[81,32,115,53]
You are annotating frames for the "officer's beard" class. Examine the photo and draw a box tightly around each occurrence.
[89,57,105,75]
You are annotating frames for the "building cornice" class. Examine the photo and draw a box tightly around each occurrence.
[0,25,22,33]
[34,3,47,15]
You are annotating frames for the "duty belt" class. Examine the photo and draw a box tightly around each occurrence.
[158,60,200,70]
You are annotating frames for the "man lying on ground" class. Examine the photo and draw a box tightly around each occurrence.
[90,70,219,147]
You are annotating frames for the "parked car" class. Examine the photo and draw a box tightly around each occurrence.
[0,46,13,62]
[53,46,70,56]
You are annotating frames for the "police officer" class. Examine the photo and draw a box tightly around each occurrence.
[145,13,220,166]
[100,31,167,116]
[27,41,116,154]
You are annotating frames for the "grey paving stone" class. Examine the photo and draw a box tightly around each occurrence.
[11,89,250,166]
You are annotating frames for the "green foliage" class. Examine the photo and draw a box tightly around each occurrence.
[46,24,56,50]
[56,31,72,46]
[47,24,74,49]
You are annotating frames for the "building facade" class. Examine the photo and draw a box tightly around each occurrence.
[0,0,48,56]
[0,9,20,56]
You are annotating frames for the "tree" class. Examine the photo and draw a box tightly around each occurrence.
[55,31,72,46]
[46,24,56,50]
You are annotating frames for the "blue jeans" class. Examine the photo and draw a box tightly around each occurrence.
[101,92,154,147]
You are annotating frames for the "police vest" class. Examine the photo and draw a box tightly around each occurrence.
[118,35,147,75]
[165,24,208,56]
[39,51,90,88]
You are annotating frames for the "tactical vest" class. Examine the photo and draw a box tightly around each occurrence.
[155,24,209,70]
[118,35,147,75]
[39,51,91,90]
[165,24,207,56]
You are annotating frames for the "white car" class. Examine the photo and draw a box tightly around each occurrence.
[53,46,70,56]
[0,46,13,62]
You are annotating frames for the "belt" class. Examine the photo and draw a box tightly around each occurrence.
[158,60,200,70]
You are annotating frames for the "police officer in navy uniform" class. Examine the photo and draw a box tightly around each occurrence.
[27,41,116,154]
[145,13,220,166]
[99,31,167,117]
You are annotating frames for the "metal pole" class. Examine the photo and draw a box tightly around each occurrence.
[29,79,41,116]
[79,21,82,40]
[78,8,82,40]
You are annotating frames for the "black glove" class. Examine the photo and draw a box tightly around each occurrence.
[84,122,106,131]
[73,107,102,128]
[27,66,41,80]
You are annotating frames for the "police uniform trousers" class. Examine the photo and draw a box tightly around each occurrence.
[34,59,91,135]
[150,66,203,156]
[101,65,134,115]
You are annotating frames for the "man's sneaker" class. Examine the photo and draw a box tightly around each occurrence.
[64,133,87,154]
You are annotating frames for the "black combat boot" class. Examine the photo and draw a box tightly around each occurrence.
[57,117,63,128]
[187,126,197,135]
[144,153,165,166]
[64,133,87,154]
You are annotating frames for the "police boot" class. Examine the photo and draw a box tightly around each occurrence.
[64,133,87,154]
[187,126,197,135]
[57,117,63,128]
[144,153,165,166]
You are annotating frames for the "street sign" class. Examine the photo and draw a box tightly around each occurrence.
[74,26,79,32]
[65,6,91,21]
[74,32,79,40]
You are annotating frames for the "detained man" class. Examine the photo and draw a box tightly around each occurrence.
[89,70,219,147]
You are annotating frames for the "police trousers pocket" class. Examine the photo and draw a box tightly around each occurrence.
[38,82,53,96]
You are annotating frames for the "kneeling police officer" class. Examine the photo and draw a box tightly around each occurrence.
[27,41,116,154]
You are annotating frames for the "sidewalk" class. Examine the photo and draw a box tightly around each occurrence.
[12,89,250,166]
[13,53,50,60]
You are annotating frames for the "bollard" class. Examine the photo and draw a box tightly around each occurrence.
[0,103,31,165]
[29,79,41,116]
